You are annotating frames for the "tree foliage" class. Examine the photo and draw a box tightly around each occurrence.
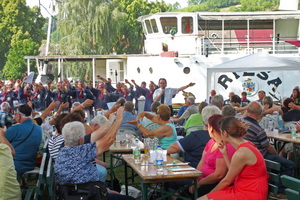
[0,0,45,79]
[57,0,126,55]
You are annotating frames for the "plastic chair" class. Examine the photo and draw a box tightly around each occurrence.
[46,156,55,200]
[281,175,300,200]
[265,159,281,195]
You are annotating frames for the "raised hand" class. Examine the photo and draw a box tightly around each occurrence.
[188,82,195,87]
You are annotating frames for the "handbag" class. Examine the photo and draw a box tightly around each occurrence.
[56,181,108,200]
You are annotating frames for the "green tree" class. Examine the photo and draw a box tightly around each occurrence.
[0,0,45,78]
[57,0,126,55]
[55,0,126,79]
[3,32,40,78]
[113,0,170,54]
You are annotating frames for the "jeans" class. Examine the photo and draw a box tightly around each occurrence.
[264,152,296,192]
[96,164,107,182]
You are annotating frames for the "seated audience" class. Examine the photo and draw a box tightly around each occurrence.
[257,90,266,104]
[120,101,139,132]
[200,117,268,200]
[129,104,177,149]
[243,101,295,198]
[55,108,134,200]
[0,102,14,128]
[141,101,161,131]
[167,105,221,168]
[0,127,21,200]
[173,96,198,124]
[240,92,250,107]
[222,105,236,117]
[223,92,234,105]
[182,114,236,198]
[282,98,300,122]
[211,95,223,110]
[291,88,300,105]
[184,101,208,136]
[5,104,42,174]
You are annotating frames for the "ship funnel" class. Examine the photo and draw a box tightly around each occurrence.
[279,0,299,10]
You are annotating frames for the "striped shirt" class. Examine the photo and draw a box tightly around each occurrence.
[243,116,269,157]
[48,135,64,160]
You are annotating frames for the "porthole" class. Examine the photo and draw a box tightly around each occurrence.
[149,67,153,74]
[183,67,190,74]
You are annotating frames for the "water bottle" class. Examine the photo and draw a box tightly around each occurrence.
[156,146,164,175]
[291,124,297,139]
[278,115,283,130]
[153,136,159,150]
[268,119,274,131]
[133,139,141,163]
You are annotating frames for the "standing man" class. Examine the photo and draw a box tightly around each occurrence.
[153,78,195,116]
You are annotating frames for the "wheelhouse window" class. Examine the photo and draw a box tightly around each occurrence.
[182,17,193,34]
[145,20,153,34]
[160,17,177,35]
[151,19,158,33]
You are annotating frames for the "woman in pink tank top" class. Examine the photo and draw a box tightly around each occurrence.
[199,117,268,200]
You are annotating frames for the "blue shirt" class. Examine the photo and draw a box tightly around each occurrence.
[120,111,139,132]
[5,119,42,174]
[177,130,210,168]
[55,142,99,184]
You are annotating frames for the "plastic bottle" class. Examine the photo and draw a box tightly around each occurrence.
[153,136,159,150]
[156,145,164,175]
[278,115,283,130]
[291,124,297,139]
[133,139,141,163]
[268,119,274,131]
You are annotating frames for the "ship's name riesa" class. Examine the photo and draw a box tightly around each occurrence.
[218,72,282,92]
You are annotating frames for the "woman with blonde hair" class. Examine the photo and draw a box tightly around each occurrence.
[128,104,177,149]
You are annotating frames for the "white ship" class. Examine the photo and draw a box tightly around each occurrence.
[25,2,300,103]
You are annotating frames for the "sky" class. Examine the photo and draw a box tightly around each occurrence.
[26,0,188,18]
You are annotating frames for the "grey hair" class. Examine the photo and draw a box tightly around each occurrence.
[247,101,263,116]
[202,105,221,125]
[263,96,273,108]
[90,115,108,127]
[212,95,224,108]
[62,121,85,146]
[1,102,10,112]
[71,102,81,109]
[222,105,236,117]
[186,96,195,104]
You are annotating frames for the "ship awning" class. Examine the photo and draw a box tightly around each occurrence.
[235,29,272,45]
[283,40,300,47]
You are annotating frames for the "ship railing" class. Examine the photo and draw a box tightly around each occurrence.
[201,40,298,55]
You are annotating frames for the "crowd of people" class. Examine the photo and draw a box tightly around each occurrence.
[1,73,300,200]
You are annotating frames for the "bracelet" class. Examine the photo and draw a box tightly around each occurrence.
[137,124,142,129]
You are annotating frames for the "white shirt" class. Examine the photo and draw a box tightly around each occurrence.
[153,88,178,106]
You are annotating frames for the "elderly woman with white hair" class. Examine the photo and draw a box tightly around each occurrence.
[0,101,13,128]
[55,107,135,200]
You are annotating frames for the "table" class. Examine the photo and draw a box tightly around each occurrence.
[108,139,144,195]
[266,129,300,175]
[122,154,202,200]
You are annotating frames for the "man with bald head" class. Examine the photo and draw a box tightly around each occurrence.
[243,101,295,197]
